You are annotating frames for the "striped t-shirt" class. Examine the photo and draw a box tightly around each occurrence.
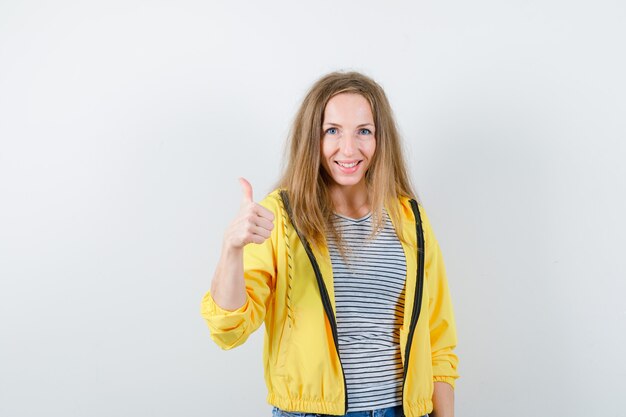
[327,208,407,412]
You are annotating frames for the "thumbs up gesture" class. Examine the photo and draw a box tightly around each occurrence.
[223,177,275,249]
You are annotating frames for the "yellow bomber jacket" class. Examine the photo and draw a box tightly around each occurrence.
[201,189,459,417]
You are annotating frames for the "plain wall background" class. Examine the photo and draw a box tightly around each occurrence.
[1,1,625,416]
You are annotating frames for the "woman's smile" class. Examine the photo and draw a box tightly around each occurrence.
[335,160,362,173]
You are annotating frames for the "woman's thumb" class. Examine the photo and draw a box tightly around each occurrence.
[238,177,253,203]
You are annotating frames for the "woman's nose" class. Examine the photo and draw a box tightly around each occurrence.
[340,134,357,155]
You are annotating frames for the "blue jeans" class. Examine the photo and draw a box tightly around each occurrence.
[271,405,428,417]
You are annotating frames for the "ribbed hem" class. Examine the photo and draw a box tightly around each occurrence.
[267,393,344,416]
[403,399,432,417]
[267,393,432,417]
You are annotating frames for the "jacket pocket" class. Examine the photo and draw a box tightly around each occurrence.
[399,327,408,366]
[274,315,293,376]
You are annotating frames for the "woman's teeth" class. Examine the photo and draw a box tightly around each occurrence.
[337,161,359,168]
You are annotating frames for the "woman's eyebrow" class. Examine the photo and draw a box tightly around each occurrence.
[323,122,375,127]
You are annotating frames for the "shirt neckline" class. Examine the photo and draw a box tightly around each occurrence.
[333,211,373,222]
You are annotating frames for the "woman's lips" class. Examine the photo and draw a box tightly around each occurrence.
[335,160,362,174]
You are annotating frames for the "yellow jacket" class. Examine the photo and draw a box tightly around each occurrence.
[201,189,459,417]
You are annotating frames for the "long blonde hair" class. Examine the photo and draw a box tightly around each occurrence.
[274,70,418,258]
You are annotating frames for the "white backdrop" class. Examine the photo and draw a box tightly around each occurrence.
[1,1,625,416]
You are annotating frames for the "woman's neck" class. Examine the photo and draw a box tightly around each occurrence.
[328,183,370,218]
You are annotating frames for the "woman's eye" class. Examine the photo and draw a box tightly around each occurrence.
[359,128,372,135]
[326,128,338,135]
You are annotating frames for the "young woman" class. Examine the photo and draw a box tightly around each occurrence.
[201,71,459,417]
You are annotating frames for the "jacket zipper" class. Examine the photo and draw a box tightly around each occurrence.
[280,191,349,415]
[402,199,426,403]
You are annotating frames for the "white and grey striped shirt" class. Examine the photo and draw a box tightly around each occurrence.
[327,208,407,412]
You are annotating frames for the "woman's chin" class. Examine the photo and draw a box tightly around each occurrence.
[329,177,366,188]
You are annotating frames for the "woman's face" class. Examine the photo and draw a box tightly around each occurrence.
[320,93,376,191]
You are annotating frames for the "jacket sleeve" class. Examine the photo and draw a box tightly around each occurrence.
[420,206,460,388]
[200,193,279,350]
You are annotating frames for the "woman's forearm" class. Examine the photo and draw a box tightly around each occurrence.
[431,381,454,417]
[209,244,247,311]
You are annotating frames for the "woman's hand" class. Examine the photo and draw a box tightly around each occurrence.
[223,177,275,249]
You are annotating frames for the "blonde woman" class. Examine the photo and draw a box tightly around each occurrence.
[201,71,459,417]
